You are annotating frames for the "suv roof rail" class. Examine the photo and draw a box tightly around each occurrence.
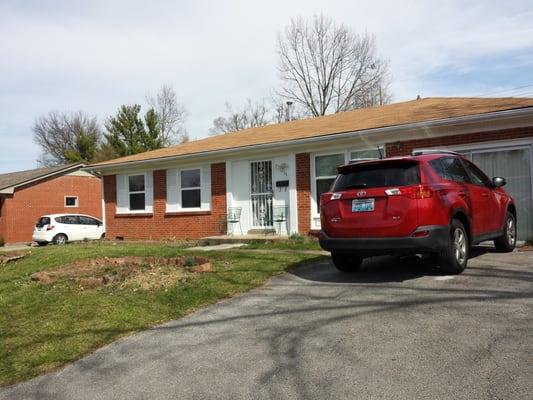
[411,149,461,156]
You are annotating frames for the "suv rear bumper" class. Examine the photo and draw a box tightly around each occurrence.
[319,225,449,256]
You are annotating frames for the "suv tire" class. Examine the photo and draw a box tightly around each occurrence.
[331,253,363,272]
[494,212,516,253]
[439,219,468,274]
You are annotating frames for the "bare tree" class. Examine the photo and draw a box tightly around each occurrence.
[209,99,270,135]
[276,14,391,116]
[33,111,102,166]
[146,84,189,144]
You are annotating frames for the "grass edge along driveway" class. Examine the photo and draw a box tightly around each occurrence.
[0,242,322,387]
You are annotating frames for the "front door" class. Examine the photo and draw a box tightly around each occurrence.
[250,160,273,228]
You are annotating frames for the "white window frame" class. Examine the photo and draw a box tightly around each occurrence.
[166,165,211,213]
[115,172,153,214]
[127,173,146,212]
[180,168,202,210]
[64,195,79,208]
[310,146,386,229]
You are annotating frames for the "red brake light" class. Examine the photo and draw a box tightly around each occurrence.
[401,185,433,199]
[46,225,55,231]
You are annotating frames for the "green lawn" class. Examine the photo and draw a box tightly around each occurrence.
[0,242,320,387]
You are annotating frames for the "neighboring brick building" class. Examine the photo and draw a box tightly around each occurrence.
[0,164,102,245]
[87,97,533,241]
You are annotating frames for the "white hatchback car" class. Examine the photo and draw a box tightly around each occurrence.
[32,214,105,246]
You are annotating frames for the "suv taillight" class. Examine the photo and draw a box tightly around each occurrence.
[397,185,433,199]
[46,225,55,231]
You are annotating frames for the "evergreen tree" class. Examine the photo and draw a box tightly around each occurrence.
[104,105,163,157]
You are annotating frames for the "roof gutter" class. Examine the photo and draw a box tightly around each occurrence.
[86,107,533,173]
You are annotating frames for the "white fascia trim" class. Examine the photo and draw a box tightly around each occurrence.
[86,108,533,173]
[0,187,14,194]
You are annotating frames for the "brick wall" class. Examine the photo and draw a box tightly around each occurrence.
[295,153,311,235]
[386,126,533,157]
[0,174,102,244]
[104,163,227,240]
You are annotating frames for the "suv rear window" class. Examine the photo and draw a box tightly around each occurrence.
[36,217,50,227]
[333,163,420,191]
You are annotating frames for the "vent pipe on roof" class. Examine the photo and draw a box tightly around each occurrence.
[286,101,293,121]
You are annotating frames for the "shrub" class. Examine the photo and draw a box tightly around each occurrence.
[289,233,305,242]
[183,256,195,268]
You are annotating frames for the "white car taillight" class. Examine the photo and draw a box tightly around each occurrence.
[46,225,55,231]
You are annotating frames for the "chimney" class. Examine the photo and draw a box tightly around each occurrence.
[416,95,421,100]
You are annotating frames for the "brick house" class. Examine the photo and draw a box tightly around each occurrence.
[0,163,102,245]
[87,97,533,242]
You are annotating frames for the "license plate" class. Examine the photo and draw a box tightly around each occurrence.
[352,198,375,212]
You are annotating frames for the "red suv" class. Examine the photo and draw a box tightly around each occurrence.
[319,150,517,274]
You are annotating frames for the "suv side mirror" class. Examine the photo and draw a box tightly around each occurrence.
[492,177,506,187]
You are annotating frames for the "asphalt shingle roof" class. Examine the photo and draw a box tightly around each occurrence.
[89,97,533,168]
[0,163,82,191]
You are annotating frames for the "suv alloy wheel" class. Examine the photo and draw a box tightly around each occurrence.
[494,212,517,252]
[439,219,468,274]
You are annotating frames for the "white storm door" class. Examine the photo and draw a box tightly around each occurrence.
[250,160,274,228]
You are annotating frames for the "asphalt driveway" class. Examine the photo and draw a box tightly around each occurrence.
[1,248,532,399]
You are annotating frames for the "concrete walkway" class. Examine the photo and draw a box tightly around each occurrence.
[0,244,32,253]
[2,249,532,399]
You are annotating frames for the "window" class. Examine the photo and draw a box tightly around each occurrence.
[333,162,419,191]
[315,154,344,212]
[57,215,80,224]
[180,169,201,208]
[166,167,210,212]
[116,173,153,214]
[36,217,50,227]
[64,196,78,207]
[128,175,146,211]
[430,157,470,183]
[350,147,384,161]
[79,216,100,226]
[463,160,492,187]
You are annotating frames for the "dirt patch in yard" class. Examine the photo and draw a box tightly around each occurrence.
[0,251,29,265]
[30,256,212,290]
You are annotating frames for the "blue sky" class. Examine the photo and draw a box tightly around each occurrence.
[1,0,533,173]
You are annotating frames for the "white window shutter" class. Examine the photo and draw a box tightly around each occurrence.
[166,169,178,212]
[145,172,154,213]
[116,175,129,213]
[201,166,211,210]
